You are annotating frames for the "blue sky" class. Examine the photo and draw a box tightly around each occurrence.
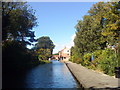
[27,2,97,53]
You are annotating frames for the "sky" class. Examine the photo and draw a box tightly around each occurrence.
[27,2,97,53]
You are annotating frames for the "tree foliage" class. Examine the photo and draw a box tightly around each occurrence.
[35,36,55,54]
[37,48,51,60]
[34,36,55,60]
[53,53,59,55]
[90,2,120,45]
[2,2,37,44]
[73,1,119,56]
[71,1,120,76]
[2,2,38,71]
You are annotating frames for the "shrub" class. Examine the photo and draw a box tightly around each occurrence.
[70,49,83,64]
[39,60,51,64]
[97,48,118,76]
[37,48,51,61]
[81,48,117,76]
[83,53,92,66]
[2,41,40,71]
[91,50,103,68]
[93,50,102,59]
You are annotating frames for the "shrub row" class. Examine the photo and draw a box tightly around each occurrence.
[70,48,118,76]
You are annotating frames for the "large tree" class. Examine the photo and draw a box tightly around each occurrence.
[2,2,38,71]
[34,36,55,60]
[71,1,120,63]
[88,2,120,45]
[2,2,37,45]
[35,36,55,54]
[74,1,120,54]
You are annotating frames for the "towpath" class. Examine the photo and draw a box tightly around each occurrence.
[65,61,119,89]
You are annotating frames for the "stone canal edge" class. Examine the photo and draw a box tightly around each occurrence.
[64,61,119,89]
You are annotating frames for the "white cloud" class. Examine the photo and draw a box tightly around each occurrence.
[53,34,76,54]
[65,33,76,48]
[53,44,65,54]
[27,34,76,53]
[71,34,76,46]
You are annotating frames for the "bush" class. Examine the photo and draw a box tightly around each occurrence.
[74,57,82,64]
[70,51,82,64]
[70,46,118,76]
[2,40,40,71]
[39,60,51,64]
[37,48,51,61]
[80,48,117,76]
[93,50,102,59]
[97,48,117,76]
[83,53,92,66]
[91,50,103,68]
[117,44,120,67]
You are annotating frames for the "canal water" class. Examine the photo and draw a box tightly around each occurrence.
[3,60,80,88]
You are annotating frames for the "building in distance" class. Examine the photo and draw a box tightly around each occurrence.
[58,47,70,61]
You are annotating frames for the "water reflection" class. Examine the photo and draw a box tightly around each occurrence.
[3,60,80,88]
[52,60,79,88]
[25,60,78,88]
[24,62,53,88]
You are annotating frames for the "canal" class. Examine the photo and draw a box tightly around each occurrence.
[3,60,80,88]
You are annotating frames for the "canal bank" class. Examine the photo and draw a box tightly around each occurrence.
[65,61,119,89]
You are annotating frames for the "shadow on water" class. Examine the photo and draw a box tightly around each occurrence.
[3,60,80,88]
[2,65,28,88]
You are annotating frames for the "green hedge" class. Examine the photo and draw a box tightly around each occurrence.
[85,49,118,76]
[82,53,92,66]
[96,49,118,75]
[71,48,118,76]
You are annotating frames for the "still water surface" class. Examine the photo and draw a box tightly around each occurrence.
[3,60,80,88]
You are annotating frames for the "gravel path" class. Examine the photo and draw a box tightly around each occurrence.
[65,61,119,89]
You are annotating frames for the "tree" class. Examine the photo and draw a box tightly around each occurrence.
[2,2,38,71]
[74,1,119,54]
[71,1,120,66]
[88,1,120,45]
[35,36,55,54]
[37,48,51,60]
[74,15,105,54]
[2,2,37,45]
[100,2,120,45]
[53,53,59,55]
[34,36,55,60]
